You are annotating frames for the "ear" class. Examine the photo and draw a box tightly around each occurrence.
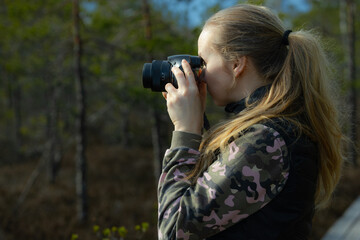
[233,56,247,78]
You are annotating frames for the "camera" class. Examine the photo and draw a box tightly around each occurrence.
[142,55,204,92]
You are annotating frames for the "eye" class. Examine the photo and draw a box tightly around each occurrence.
[202,60,207,69]
[199,56,206,68]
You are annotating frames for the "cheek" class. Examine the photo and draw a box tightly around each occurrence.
[203,65,221,83]
[205,70,234,103]
[203,72,219,91]
[205,68,232,89]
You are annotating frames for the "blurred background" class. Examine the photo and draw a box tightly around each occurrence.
[0,0,359,239]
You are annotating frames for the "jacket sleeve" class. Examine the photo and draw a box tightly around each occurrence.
[157,124,289,240]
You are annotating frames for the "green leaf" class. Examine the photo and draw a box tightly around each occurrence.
[71,234,79,240]
[93,225,100,233]
[118,226,128,237]
[103,228,111,237]
[141,222,149,233]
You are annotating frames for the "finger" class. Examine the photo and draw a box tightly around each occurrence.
[171,66,187,90]
[165,82,176,94]
[182,59,196,89]
[162,92,167,100]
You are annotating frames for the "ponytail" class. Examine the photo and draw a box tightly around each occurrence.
[281,31,344,208]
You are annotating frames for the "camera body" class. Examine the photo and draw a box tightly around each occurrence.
[142,55,204,92]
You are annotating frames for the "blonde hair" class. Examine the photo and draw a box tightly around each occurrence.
[189,4,344,209]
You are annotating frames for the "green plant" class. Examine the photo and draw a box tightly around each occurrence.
[70,222,149,240]
[134,222,150,239]
[92,224,129,240]
[71,234,79,240]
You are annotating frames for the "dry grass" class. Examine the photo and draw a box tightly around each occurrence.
[0,145,158,240]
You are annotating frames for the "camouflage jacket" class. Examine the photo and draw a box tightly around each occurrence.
[158,124,289,240]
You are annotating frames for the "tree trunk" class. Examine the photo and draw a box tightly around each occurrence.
[142,0,164,181]
[346,0,357,165]
[151,108,163,180]
[73,0,88,222]
[13,79,22,162]
[46,82,62,183]
[142,0,152,52]
[341,0,357,165]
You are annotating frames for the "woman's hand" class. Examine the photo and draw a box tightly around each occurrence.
[162,59,207,135]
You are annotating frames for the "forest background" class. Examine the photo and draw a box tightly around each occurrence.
[0,0,359,239]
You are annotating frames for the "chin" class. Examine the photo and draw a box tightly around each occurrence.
[209,94,227,106]
[209,91,231,107]
[212,99,227,107]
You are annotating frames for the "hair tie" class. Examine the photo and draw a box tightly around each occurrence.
[282,30,292,46]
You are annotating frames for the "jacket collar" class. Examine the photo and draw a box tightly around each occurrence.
[225,85,271,114]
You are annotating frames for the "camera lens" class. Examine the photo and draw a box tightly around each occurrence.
[142,60,162,91]
[142,55,202,92]
[142,63,152,89]
[142,60,172,92]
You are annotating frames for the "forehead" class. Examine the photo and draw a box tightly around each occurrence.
[198,27,217,56]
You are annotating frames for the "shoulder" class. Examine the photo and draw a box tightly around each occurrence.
[233,123,288,149]
[259,118,316,150]
[221,123,289,168]
[216,123,290,196]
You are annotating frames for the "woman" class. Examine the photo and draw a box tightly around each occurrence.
[158,4,344,240]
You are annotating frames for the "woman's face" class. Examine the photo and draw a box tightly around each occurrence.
[198,27,236,106]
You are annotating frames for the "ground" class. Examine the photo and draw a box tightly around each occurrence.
[0,144,359,240]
